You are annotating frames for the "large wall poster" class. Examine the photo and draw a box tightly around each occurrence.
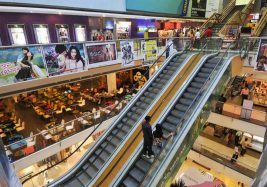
[43,43,88,76]
[120,40,134,67]
[191,0,207,17]
[0,46,47,86]
[86,42,117,67]
[255,39,267,72]
[141,40,158,63]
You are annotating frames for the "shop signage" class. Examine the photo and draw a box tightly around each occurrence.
[181,0,190,16]
[191,0,207,17]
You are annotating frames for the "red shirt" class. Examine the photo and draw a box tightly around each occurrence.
[205,29,213,37]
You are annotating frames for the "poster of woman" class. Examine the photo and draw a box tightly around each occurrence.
[43,43,88,76]
[0,46,47,86]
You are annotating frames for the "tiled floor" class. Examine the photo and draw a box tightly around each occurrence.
[174,158,248,187]
[18,136,95,187]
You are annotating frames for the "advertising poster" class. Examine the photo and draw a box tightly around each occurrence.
[144,40,158,61]
[120,40,134,66]
[33,24,50,44]
[8,25,27,45]
[86,43,117,66]
[255,39,267,72]
[166,39,178,58]
[191,0,207,17]
[205,0,223,18]
[0,46,47,86]
[56,25,70,43]
[43,43,88,76]
[75,25,86,42]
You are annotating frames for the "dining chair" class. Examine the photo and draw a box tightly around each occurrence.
[16,122,25,132]
[15,118,21,127]
[78,99,86,107]
[93,110,101,121]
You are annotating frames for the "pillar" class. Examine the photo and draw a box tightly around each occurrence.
[107,73,117,93]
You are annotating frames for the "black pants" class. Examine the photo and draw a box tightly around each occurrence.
[231,153,238,162]
[142,140,154,156]
[241,94,248,106]
[240,148,246,156]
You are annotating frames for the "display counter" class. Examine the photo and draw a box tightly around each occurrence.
[252,80,267,107]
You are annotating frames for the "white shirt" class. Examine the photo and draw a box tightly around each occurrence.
[195,31,201,39]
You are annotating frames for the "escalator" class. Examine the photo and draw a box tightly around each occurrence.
[49,50,201,187]
[111,50,237,187]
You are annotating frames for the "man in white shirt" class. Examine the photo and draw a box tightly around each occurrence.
[195,29,201,48]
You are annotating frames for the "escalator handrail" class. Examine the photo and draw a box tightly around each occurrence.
[21,39,184,186]
[142,42,235,186]
[109,41,220,186]
[97,50,207,186]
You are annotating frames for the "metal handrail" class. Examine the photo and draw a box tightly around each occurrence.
[142,40,235,187]
[193,142,257,171]
[21,38,186,186]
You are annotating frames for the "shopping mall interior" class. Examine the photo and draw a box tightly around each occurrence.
[0,0,267,187]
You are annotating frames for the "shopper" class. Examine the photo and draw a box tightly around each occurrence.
[153,123,173,148]
[240,137,251,156]
[205,27,213,38]
[142,116,154,159]
[235,131,242,146]
[245,74,254,90]
[195,29,201,48]
[231,146,239,163]
[240,86,249,106]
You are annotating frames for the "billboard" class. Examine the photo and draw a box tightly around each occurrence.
[86,42,117,67]
[120,41,134,66]
[0,46,47,86]
[191,0,207,17]
[43,43,88,76]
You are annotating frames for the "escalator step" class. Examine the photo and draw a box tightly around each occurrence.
[64,179,83,187]
[200,68,213,73]
[135,159,151,173]
[207,58,220,64]
[162,121,177,130]
[190,82,203,89]
[163,123,176,133]
[166,115,180,125]
[139,97,153,104]
[198,72,209,78]
[155,78,168,84]
[183,92,196,99]
[144,92,157,98]
[76,171,91,186]
[186,88,198,95]
[98,149,110,162]
[194,77,207,83]
[175,104,188,112]
[85,165,98,178]
[204,63,217,69]
[147,87,160,93]
[125,119,135,127]
[123,176,139,187]
[179,98,192,105]
[171,109,185,118]
[129,167,145,183]
[108,136,121,147]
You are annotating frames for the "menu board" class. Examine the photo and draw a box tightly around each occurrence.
[74,25,86,42]
[33,24,50,44]
[8,24,27,45]
[55,24,70,43]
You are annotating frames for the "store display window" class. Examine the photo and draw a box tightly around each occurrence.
[55,24,70,43]
[33,24,50,44]
[74,24,87,42]
[7,24,27,45]
[116,21,131,39]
